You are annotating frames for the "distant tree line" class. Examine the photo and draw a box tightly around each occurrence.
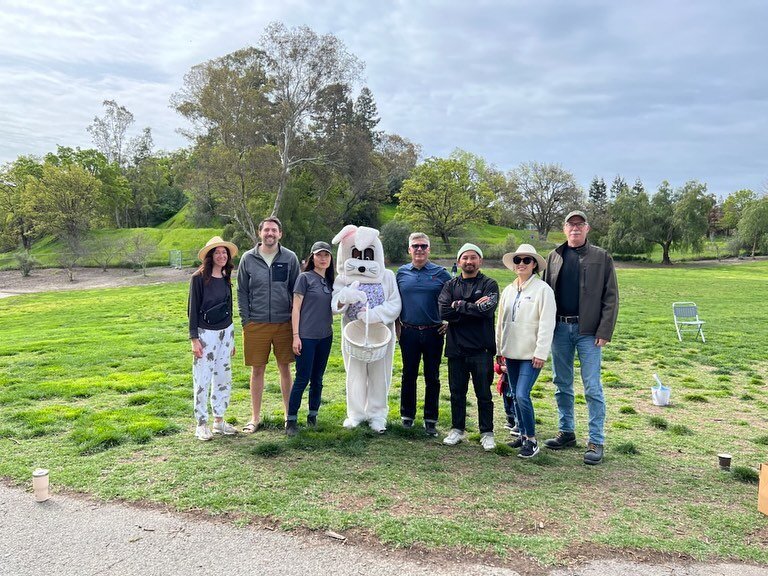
[1,22,766,270]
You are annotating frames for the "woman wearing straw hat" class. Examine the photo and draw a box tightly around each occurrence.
[284,241,335,436]
[495,244,556,458]
[188,236,239,441]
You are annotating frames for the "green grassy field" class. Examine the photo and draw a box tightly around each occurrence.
[1,262,767,567]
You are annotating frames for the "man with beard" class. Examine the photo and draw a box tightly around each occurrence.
[438,243,499,452]
[237,216,300,432]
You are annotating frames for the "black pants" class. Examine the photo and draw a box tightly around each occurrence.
[399,326,444,422]
[447,351,494,433]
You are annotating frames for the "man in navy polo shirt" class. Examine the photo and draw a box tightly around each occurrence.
[396,232,451,436]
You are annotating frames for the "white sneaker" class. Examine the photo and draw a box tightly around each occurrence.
[369,419,387,434]
[443,428,467,446]
[212,420,237,435]
[480,432,496,451]
[195,424,213,441]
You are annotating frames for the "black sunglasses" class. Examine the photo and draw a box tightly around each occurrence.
[410,244,429,250]
[513,256,534,265]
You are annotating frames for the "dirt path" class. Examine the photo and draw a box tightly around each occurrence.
[0,266,194,298]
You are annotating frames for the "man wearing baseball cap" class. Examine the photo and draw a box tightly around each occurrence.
[438,243,499,452]
[541,210,619,465]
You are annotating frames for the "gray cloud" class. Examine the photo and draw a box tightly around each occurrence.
[1,0,766,198]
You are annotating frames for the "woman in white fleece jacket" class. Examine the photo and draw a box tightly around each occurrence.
[496,244,556,459]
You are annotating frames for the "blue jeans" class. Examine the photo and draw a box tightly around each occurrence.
[287,335,333,420]
[505,359,541,438]
[551,322,605,444]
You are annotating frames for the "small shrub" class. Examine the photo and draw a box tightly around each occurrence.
[752,435,768,445]
[14,249,38,277]
[731,466,759,484]
[619,406,637,414]
[614,442,640,455]
[649,416,668,429]
[683,394,708,403]
[669,424,693,436]
[741,394,755,401]
[251,442,285,458]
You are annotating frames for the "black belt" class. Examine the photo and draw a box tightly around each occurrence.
[402,323,442,331]
[557,315,579,324]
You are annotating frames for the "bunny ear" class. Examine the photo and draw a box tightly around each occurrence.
[332,224,358,245]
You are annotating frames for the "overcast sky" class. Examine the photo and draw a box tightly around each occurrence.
[1,0,766,199]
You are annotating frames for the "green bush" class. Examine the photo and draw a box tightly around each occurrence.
[381,219,411,264]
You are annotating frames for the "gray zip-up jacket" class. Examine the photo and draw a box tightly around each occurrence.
[236,244,300,324]
[542,241,619,341]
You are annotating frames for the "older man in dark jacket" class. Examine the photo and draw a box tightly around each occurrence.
[542,210,619,465]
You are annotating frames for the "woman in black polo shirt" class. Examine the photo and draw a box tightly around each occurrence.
[188,236,238,441]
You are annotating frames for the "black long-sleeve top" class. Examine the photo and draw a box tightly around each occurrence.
[187,274,233,339]
[438,272,499,358]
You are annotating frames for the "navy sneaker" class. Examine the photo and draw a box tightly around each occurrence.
[401,418,414,428]
[518,439,539,459]
[424,422,438,437]
[506,436,524,449]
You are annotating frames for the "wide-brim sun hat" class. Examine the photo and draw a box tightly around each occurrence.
[502,243,547,272]
[198,236,238,262]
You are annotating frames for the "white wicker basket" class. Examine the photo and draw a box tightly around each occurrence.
[343,312,391,363]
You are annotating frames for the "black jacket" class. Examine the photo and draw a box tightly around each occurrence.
[542,241,619,341]
[438,272,499,357]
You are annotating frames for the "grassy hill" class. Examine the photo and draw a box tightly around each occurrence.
[0,228,222,271]
[0,202,741,273]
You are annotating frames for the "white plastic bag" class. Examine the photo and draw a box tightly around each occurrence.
[651,373,671,406]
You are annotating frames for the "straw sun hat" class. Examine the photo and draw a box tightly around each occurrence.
[502,243,546,272]
[198,236,238,262]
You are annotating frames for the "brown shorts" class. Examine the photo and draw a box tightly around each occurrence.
[242,321,295,366]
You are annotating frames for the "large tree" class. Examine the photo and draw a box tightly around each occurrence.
[720,189,757,233]
[259,22,364,216]
[87,100,153,170]
[173,47,279,244]
[509,161,582,240]
[375,133,421,200]
[737,197,768,258]
[586,176,609,245]
[0,156,43,251]
[605,180,714,264]
[25,163,103,279]
[396,154,494,249]
[45,146,131,228]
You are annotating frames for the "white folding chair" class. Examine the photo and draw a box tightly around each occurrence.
[672,302,706,342]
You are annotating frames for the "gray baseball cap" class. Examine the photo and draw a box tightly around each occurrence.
[564,210,588,224]
[311,241,332,254]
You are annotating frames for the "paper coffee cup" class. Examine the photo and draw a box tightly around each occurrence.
[32,468,49,502]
